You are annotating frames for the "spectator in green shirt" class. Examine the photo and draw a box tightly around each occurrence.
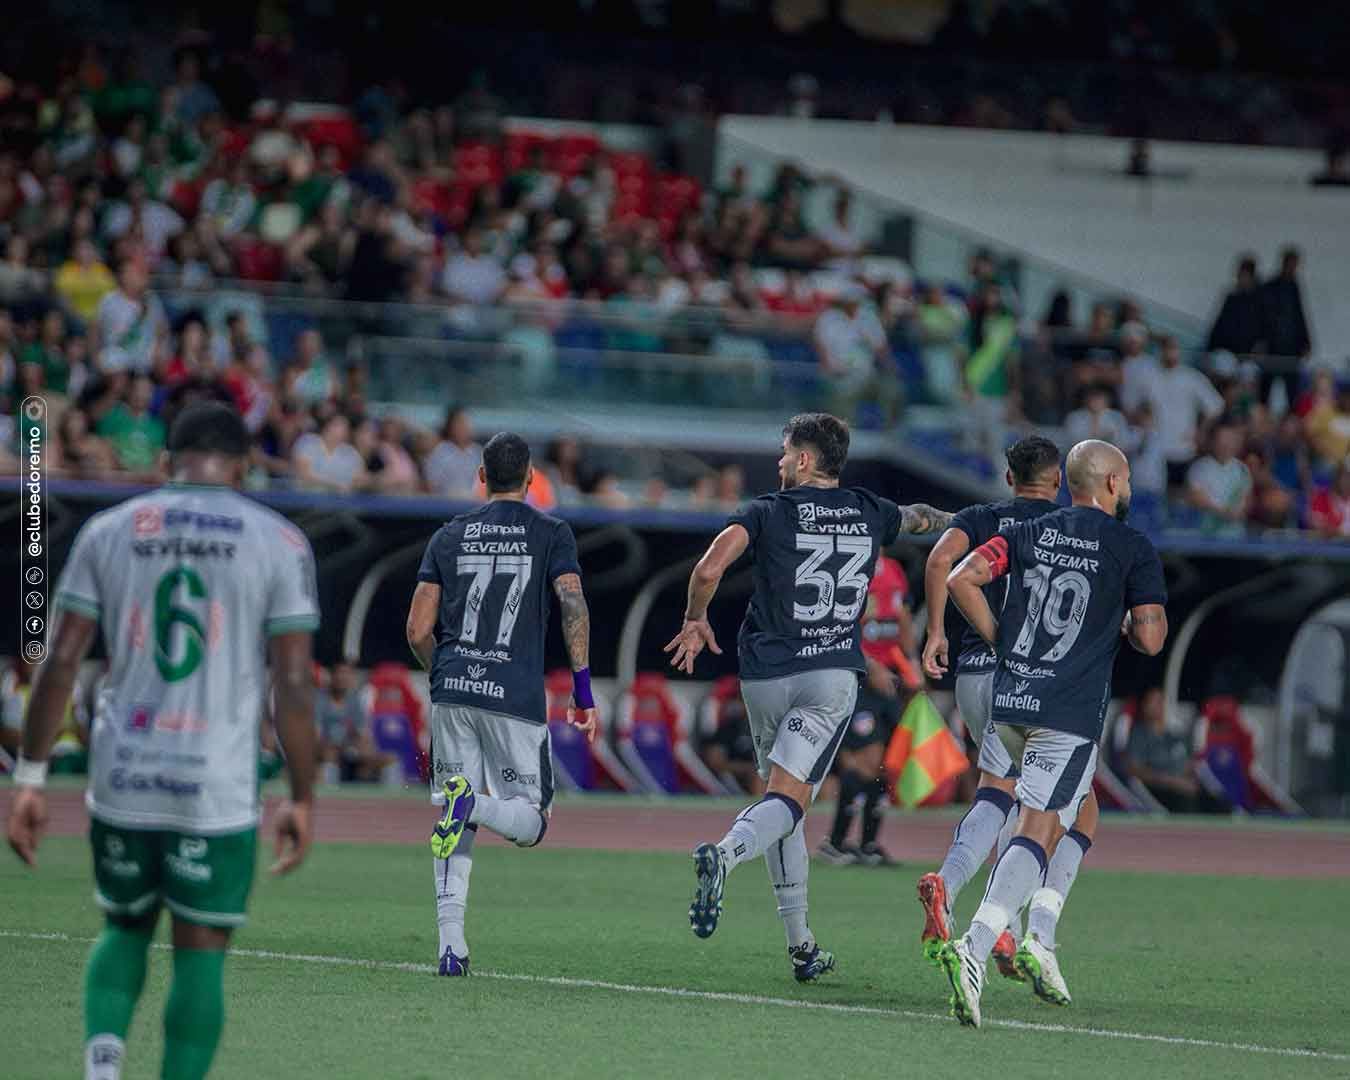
[19,309,72,396]
[95,374,164,474]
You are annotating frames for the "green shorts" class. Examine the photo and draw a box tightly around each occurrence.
[90,818,258,929]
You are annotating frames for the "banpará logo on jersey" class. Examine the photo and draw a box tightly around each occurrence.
[125,706,207,735]
[786,715,821,745]
[995,680,1041,713]
[797,502,859,522]
[998,517,1015,531]
[501,767,538,785]
[134,506,163,536]
[1037,527,1100,551]
[164,510,243,532]
[464,522,527,539]
[443,665,507,700]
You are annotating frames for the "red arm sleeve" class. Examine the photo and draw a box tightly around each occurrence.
[973,535,1010,579]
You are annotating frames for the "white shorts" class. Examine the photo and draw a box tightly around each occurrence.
[428,704,554,811]
[958,672,1093,829]
[739,669,858,788]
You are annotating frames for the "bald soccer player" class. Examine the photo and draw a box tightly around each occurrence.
[937,440,1167,1028]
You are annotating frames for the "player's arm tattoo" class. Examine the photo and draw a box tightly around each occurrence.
[554,573,590,670]
[1131,611,1164,624]
[899,503,955,535]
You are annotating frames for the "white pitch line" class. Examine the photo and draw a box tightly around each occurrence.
[5,929,1347,1064]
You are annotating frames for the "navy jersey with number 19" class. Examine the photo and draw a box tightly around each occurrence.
[417,500,581,725]
[728,486,903,681]
[984,505,1166,741]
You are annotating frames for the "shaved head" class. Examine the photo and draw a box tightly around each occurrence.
[1066,440,1126,496]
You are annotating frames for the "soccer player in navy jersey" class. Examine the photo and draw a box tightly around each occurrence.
[664,413,952,982]
[917,436,1102,999]
[938,440,1167,1027]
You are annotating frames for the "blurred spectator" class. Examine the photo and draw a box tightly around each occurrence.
[92,258,166,375]
[442,226,506,306]
[370,415,421,495]
[165,51,221,128]
[54,238,115,322]
[698,676,762,795]
[293,412,366,493]
[1267,413,1312,496]
[1065,384,1131,449]
[316,661,390,783]
[1146,337,1226,487]
[1309,145,1350,188]
[20,308,75,398]
[814,284,897,421]
[580,466,631,509]
[162,313,214,385]
[288,327,336,405]
[424,406,481,498]
[1260,247,1311,359]
[0,235,46,305]
[818,188,864,269]
[101,177,184,262]
[1207,255,1265,356]
[199,158,258,238]
[715,464,745,509]
[1307,461,1350,538]
[1245,446,1296,530]
[1187,420,1252,535]
[916,282,968,405]
[1124,688,1211,813]
[1304,379,1350,467]
[544,435,584,501]
[94,373,163,475]
[51,406,116,478]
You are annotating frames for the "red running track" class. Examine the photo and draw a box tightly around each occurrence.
[6,789,1348,878]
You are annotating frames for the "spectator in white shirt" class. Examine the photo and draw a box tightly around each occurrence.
[101,178,185,262]
[293,413,367,493]
[423,406,482,498]
[91,259,168,375]
[818,188,865,270]
[1187,420,1251,536]
[1117,322,1157,415]
[1147,337,1226,486]
[442,227,506,306]
[813,284,900,424]
[1064,384,1134,450]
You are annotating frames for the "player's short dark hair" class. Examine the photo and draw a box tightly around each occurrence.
[783,413,849,478]
[1005,435,1061,486]
[167,401,248,458]
[482,432,531,493]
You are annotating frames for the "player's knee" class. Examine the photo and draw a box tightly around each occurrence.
[514,806,549,848]
[107,909,158,934]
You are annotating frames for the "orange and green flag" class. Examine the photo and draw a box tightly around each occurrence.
[884,692,969,808]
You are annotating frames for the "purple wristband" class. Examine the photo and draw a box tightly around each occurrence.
[572,667,595,710]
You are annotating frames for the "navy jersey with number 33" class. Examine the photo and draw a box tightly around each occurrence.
[728,487,903,681]
[417,500,581,724]
[984,506,1166,740]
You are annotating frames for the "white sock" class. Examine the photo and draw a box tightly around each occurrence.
[938,786,1015,900]
[471,794,544,846]
[765,818,812,950]
[994,803,1024,940]
[718,794,801,873]
[967,837,1047,962]
[85,1034,124,1080]
[1027,829,1091,948]
[434,829,474,957]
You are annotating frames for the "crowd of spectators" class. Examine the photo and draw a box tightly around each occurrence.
[0,40,1345,538]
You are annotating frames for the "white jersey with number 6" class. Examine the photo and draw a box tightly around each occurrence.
[54,483,319,834]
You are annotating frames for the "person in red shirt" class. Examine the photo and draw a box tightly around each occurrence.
[819,555,918,866]
[1307,460,1350,538]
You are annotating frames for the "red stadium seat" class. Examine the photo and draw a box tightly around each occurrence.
[235,240,284,282]
[1194,696,1303,814]
[365,662,430,782]
[544,668,639,793]
[615,673,725,795]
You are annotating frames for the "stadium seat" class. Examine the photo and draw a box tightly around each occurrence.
[1194,696,1303,815]
[615,672,726,795]
[545,669,640,793]
[364,663,429,783]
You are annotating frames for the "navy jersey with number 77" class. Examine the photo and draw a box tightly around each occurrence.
[979,505,1166,741]
[417,500,581,725]
[728,486,903,681]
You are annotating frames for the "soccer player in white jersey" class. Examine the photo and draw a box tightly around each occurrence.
[6,403,319,1080]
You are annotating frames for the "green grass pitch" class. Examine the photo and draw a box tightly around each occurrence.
[4,833,1349,1079]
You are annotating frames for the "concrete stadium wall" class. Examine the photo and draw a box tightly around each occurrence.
[719,118,1345,359]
